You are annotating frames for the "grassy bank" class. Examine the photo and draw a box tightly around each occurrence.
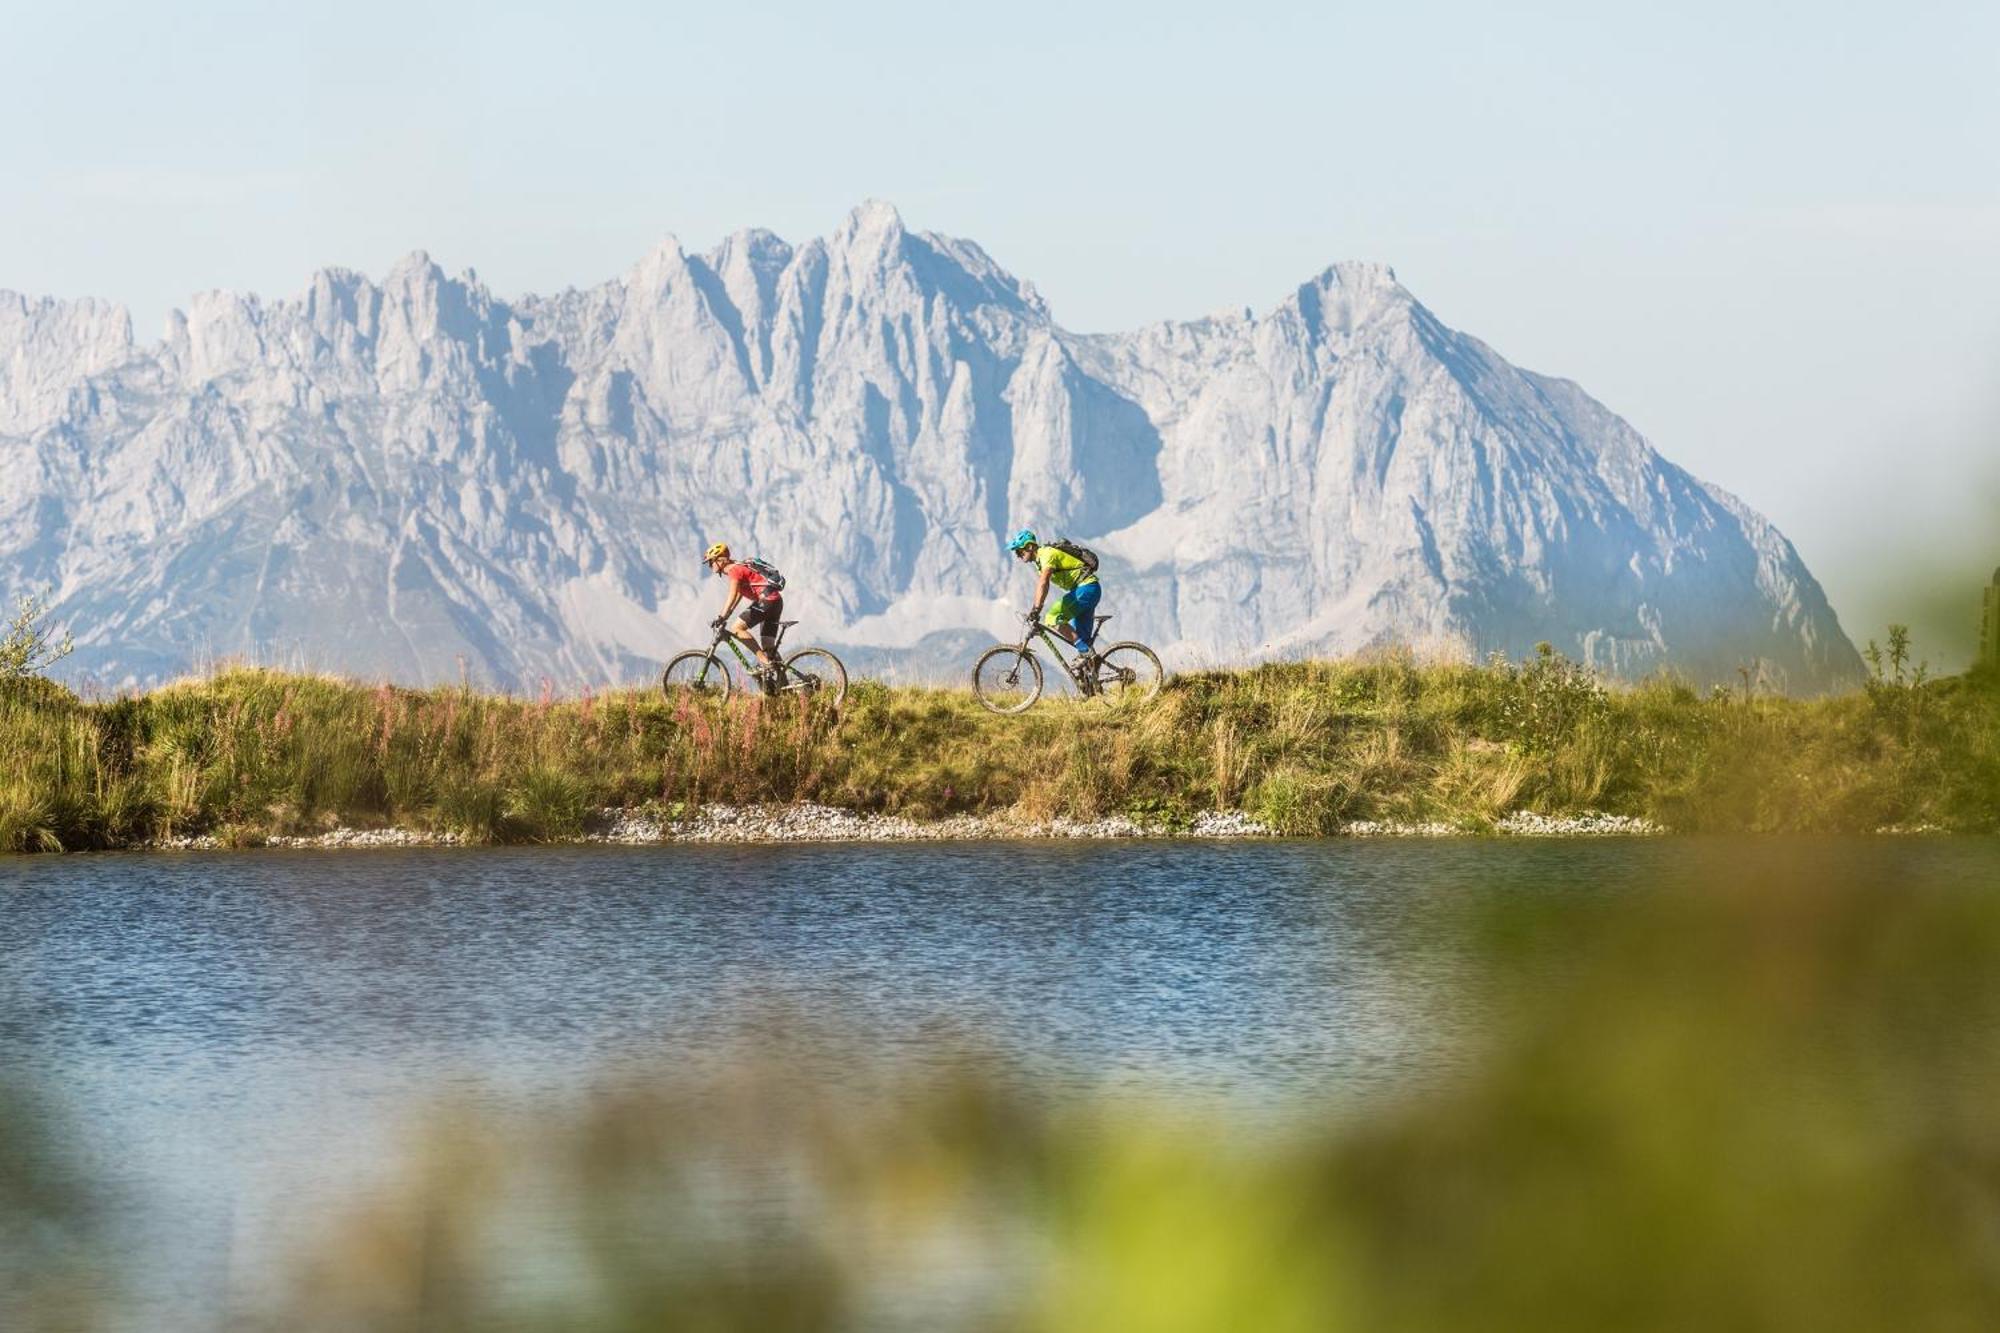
[2,651,1996,852]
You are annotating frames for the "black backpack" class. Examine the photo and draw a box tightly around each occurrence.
[1049,539,1100,574]
[741,557,786,591]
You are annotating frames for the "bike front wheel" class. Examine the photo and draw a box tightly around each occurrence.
[973,645,1044,714]
[781,647,848,708]
[662,651,733,700]
[1090,642,1164,705]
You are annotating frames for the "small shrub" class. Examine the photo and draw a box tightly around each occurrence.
[1491,643,1610,755]
[1863,623,1930,739]
[1123,793,1193,833]
[0,594,74,680]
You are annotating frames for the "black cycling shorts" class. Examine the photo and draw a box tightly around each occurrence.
[735,597,783,643]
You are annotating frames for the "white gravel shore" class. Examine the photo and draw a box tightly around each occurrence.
[1494,811,1663,836]
[142,804,1661,850]
[153,828,465,851]
[588,804,1275,844]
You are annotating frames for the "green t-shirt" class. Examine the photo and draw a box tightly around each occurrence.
[1036,545,1098,592]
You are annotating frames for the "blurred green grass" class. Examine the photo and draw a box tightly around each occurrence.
[0,1081,105,1333]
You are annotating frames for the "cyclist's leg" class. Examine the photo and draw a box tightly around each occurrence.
[733,601,780,669]
[1043,591,1079,647]
[1070,581,1102,656]
[754,597,783,669]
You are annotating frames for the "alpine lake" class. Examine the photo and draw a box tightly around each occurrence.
[4,835,1997,1328]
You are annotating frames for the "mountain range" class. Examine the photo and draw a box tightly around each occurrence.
[0,201,1860,691]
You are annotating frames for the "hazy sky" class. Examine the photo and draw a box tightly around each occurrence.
[6,0,1997,662]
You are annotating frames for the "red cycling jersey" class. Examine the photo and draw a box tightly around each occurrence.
[723,561,781,604]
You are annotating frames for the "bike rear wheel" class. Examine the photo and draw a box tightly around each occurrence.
[781,647,848,708]
[661,651,733,700]
[1090,641,1164,704]
[973,645,1044,714]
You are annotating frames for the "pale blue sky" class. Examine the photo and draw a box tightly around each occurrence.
[5,0,1997,660]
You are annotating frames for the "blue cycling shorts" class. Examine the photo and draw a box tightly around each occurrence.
[1044,579,1102,651]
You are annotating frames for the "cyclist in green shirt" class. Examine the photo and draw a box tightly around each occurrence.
[1007,529,1101,666]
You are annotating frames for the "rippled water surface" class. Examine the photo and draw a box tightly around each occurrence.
[3,837,1995,1326]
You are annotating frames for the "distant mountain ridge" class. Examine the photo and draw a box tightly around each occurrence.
[0,201,1860,690]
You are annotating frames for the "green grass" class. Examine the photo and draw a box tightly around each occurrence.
[2,651,1996,852]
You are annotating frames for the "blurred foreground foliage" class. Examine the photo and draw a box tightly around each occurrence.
[10,850,2000,1329]
[2,646,1996,851]
[0,1082,104,1333]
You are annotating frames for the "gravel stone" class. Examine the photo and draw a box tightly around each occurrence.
[1492,811,1662,836]
[151,828,464,850]
[133,805,1667,851]
[1187,810,1271,837]
[1341,820,1463,837]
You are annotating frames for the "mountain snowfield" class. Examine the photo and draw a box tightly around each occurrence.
[0,201,1860,691]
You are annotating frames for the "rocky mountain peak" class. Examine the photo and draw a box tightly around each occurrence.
[0,205,1861,692]
[837,197,906,241]
[0,292,134,434]
[385,249,443,281]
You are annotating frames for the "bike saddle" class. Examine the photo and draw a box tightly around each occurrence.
[779,620,798,629]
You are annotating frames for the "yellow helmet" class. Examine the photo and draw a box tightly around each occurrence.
[703,542,731,564]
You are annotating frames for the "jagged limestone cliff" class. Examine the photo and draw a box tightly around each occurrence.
[0,202,1859,690]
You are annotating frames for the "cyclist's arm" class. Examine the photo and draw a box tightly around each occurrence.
[1029,567,1052,617]
[719,578,745,620]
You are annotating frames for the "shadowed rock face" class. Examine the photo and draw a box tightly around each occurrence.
[0,203,1860,691]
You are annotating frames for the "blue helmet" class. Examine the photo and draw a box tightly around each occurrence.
[1007,528,1037,552]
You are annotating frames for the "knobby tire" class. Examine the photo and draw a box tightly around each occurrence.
[973,645,1045,714]
[1091,641,1164,704]
[661,650,733,700]
[782,647,849,708]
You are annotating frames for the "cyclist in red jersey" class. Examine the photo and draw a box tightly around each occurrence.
[703,541,785,680]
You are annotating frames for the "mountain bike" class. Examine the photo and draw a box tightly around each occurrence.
[971,613,1163,714]
[661,620,848,707]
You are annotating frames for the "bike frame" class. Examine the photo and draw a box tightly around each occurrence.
[1013,618,1101,690]
[702,622,790,681]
